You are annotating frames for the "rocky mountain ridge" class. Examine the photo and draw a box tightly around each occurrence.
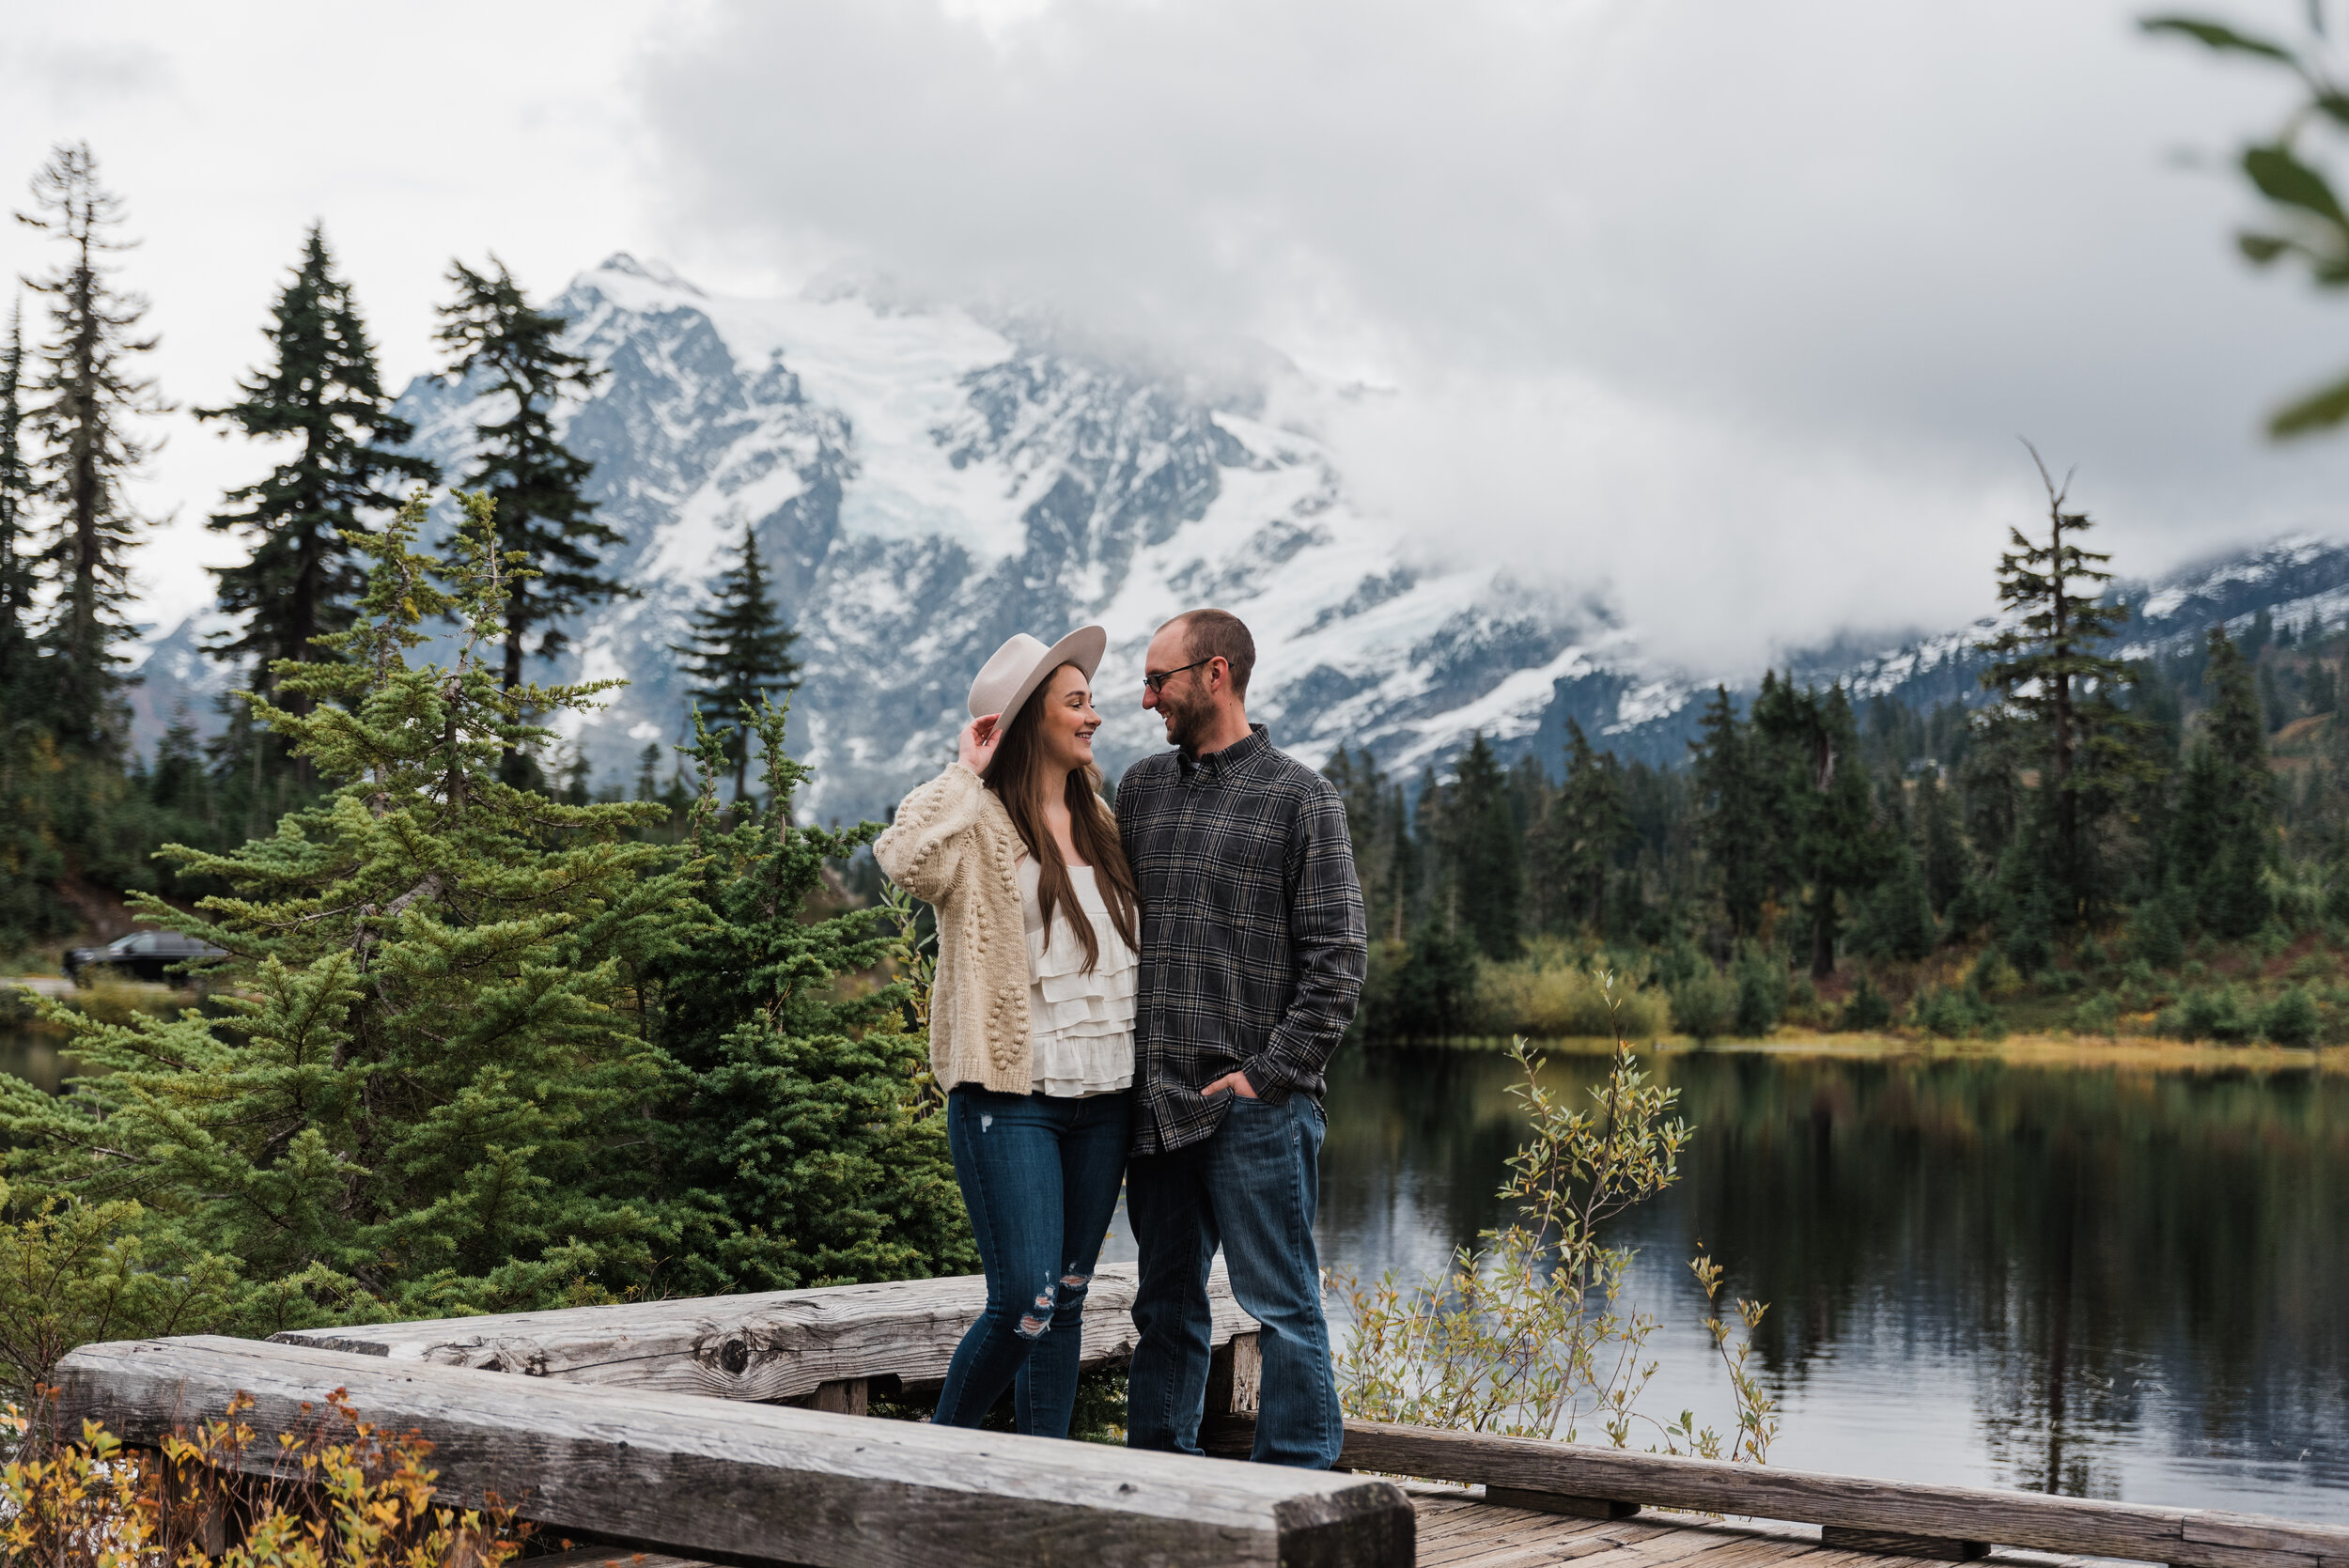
[128,256,2349,819]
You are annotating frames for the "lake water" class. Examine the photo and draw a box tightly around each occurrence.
[1115,1043,2349,1520]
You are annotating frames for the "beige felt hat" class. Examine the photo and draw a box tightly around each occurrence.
[968,626,1109,722]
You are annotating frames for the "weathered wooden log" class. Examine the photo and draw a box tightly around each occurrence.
[1484,1485,1638,1520]
[272,1261,1255,1405]
[1821,1526,1987,1560]
[56,1336,1413,1568]
[1202,1416,2349,1568]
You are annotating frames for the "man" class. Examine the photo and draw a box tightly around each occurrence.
[1118,608,1368,1469]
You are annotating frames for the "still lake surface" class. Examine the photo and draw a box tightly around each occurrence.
[1104,1041,2349,1520]
[8,1021,2341,1517]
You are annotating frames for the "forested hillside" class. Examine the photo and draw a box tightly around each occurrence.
[1355,506,2349,1045]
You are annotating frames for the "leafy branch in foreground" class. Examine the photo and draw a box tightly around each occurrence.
[1333,974,1776,1461]
[2146,7,2349,434]
[1,1389,526,1568]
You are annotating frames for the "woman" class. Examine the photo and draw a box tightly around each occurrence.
[873,626,1142,1437]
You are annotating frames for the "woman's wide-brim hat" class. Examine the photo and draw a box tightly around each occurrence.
[969,626,1108,722]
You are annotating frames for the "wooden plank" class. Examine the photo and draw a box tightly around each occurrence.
[1213,1417,2349,1568]
[1820,1527,1986,1561]
[55,1336,1410,1568]
[1486,1484,1638,1519]
[272,1261,1258,1405]
[797,1378,866,1417]
[1206,1330,1263,1419]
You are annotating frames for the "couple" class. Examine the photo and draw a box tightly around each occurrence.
[873,608,1368,1469]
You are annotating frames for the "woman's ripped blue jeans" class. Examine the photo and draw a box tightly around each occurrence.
[934,1085,1131,1437]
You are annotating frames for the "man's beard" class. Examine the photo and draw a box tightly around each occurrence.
[1159,686,1214,752]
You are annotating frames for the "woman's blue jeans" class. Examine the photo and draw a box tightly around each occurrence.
[935,1085,1131,1437]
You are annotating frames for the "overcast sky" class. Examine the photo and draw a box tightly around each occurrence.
[2,0,2342,677]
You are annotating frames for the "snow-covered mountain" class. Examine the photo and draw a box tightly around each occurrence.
[126,255,2349,819]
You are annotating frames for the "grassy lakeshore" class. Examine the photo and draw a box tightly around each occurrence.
[1402,1030,2349,1072]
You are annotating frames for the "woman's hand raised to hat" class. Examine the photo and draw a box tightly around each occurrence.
[958,713,1003,775]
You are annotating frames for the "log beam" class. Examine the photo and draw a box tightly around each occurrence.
[1204,1416,2349,1568]
[272,1261,1255,1406]
[56,1336,1412,1568]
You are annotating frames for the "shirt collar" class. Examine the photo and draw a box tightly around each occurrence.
[1178,722,1269,781]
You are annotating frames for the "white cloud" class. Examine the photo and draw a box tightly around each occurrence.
[635,0,2349,671]
[0,0,2344,677]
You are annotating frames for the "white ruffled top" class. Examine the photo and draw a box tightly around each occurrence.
[1018,854,1137,1097]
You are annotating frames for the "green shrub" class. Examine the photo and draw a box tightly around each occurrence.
[1669,970,1737,1044]
[1731,947,1786,1037]
[2075,934,2108,972]
[1912,981,2002,1039]
[1364,924,1480,1039]
[2259,986,2324,1047]
[2131,900,2185,969]
[1475,956,1668,1039]
[1837,974,1893,1032]
[1971,949,2022,999]
[2164,986,2255,1043]
[2069,991,2119,1038]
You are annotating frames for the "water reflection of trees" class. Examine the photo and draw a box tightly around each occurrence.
[1325,1048,2349,1502]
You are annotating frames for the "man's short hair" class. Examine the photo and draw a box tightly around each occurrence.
[1170,609,1255,696]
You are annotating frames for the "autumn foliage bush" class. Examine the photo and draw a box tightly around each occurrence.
[0,1388,526,1568]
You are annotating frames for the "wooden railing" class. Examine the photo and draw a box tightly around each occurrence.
[269,1259,1258,1416]
[49,1268,2349,1568]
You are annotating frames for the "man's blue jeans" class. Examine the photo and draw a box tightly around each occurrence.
[1125,1092,1343,1468]
[935,1086,1130,1437]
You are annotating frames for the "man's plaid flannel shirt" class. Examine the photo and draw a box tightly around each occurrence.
[1117,725,1369,1157]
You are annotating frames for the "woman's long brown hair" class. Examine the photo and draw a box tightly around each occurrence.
[986,664,1141,972]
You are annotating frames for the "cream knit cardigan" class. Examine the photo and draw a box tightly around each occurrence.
[876,762,1112,1094]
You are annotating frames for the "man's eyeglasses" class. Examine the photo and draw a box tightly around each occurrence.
[1143,658,1213,695]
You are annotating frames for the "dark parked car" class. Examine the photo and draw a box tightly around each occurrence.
[65,930,228,987]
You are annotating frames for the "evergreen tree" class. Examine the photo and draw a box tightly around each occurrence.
[0,494,691,1327]
[674,526,800,802]
[1752,679,1886,976]
[16,143,166,748]
[1919,768,1970,916]
[1444,733,1523,959]
[650,703,972,1292]
[1691,685,1774,938]
[1977,450,2153,923]
[1849,839,1937,963]
[2174,627,2276,937]
[0,299,32,703]
[1533,719,1635,932]
[199,225,436,723]
[435,257,623,700]
[1325,747,1407,941]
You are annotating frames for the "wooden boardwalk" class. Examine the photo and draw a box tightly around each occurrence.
[523,1496,2121,1568]
[52,1270,2349,1568]
[1407,1494,2086,1568]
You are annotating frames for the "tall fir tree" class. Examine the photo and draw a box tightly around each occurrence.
[1324,746,1404,941]
[2173,627,2276,937]
[1691,685,1774,938]
[1977,450,2153,923]
[1919,768,1970,916]
[198,225,437,724]
[0,298,31,703]
[16,143,166,749]
[1752,679,1885,976]
[649,702,972,1292]
[674,525,800,801]
[1532,719,1636,932]
[435,257,624,702]
[0,493,690,1327]
[1443,732,1523,960]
